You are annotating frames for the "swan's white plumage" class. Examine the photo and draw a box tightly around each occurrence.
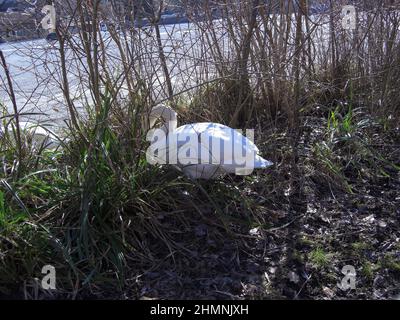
[147,105,273,179]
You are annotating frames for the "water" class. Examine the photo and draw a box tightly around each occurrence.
[0,22,200,126]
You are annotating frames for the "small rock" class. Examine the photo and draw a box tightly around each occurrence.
[249,227,259,236]
[377,220,387,228]
[363,215,375,223]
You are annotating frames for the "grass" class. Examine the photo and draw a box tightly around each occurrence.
[308,247,331,269]
[0,91,270,297]
[351,242,372,252]
[381,255,400,274]
[362,262,378,280]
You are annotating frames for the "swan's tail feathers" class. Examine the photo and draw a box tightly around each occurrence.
[235,155,273,176]
[254,155,274,168]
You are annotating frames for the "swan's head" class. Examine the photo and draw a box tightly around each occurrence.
[146,104,178,134]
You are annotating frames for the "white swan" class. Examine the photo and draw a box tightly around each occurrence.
[146,104,273,179]
[0,121,60,149]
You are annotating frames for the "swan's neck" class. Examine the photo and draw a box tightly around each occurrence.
[160,118,177,135]
[149,106,178,135]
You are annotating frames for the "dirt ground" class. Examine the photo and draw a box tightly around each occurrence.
[124,115,400,300]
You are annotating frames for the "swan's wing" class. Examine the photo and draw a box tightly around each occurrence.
[148,122,272,178]
[174,122,261,167]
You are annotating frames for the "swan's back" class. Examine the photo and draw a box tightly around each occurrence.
[175,122,259,151]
